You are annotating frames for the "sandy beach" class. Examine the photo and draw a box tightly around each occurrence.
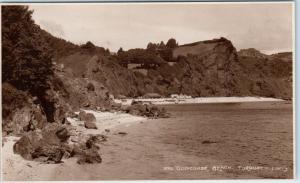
[2,110,147,181]
[2,100,293,180]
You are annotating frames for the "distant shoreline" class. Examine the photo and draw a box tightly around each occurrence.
[114,96,285,106]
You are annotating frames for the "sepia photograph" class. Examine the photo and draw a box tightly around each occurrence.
[1,1,295,181]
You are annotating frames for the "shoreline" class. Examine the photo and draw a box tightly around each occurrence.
[2,100,292,180]
[114,96,285,106]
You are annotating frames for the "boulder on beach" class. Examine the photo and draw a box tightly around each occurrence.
[56,125,71,142]
[70,135,103,164]
[78,112,98,129]
[78,111,96,123]
[42,123,71,144]
[84,121,98,129]
[84,113,97,123]
[13,123,70,163]
[124,103,170,118]
[75,146,102,164]
[13,123,103,164]
[13,130,43,160]
[31,146,64,163]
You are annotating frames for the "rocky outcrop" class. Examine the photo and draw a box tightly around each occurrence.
[123,102,170,118]
[13,122,103,164]
[2,83,48,136]
[71,135,103,164]
[54,64,112,110]
[13,123,70,163]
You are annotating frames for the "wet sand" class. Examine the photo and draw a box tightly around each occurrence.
[2,101,293,180]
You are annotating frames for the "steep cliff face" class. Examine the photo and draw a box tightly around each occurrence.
[150,38,242,96]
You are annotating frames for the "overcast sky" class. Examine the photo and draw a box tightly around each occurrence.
[30,2,293,54]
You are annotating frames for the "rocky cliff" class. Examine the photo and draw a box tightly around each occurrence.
[54,37,292,99]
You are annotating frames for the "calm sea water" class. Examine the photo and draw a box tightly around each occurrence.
[156,102,294,179]
[39,101,294,180]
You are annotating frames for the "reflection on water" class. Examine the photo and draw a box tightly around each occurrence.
[157,102,293,178]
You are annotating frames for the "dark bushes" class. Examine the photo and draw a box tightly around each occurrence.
[2,6,57,122]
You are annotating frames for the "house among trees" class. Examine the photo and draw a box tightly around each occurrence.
[118,38,181,74]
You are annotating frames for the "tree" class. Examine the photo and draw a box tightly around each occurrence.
[105,48,110,54]
[146,42,157,51]
[117,47,124,55]
[166,38,178,49]
[2,5,55,121]
[158,41,166,49]
[2,6,53,95]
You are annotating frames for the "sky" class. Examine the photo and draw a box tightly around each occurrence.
[30,2,294,54]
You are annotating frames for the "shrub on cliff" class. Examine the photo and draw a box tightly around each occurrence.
[117,48,165,65]
[81,41,96,51]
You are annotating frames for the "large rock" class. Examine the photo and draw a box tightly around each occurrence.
[13,130,43,160]
[13,123,70,163]
[125,103,170,118]
[56,125,71,142]
[84,121,97,129]
[77,147,102,164]
[31,146,64,163]
[84,113,97,123]
[70,135,103,164]
[78,111,97,129]
[3,103,47,136]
